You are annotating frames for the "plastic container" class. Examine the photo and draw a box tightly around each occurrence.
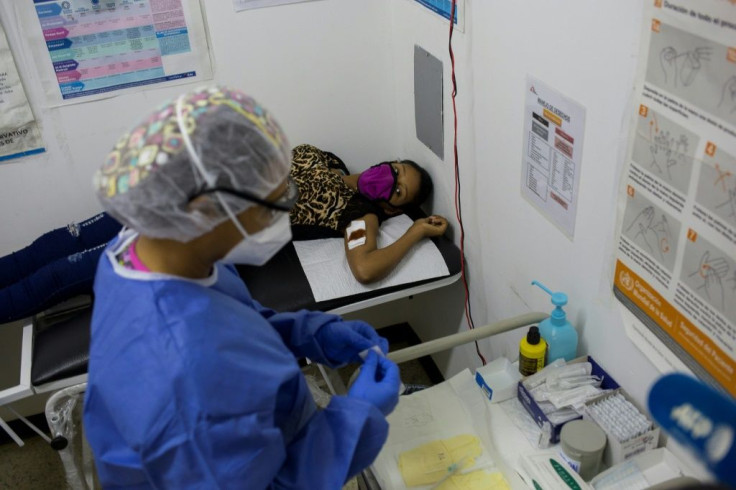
[559,419,607,481]
[532,280,578,362]
[519,326,546,376]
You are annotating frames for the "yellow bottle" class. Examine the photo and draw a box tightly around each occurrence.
[519,326,547,376]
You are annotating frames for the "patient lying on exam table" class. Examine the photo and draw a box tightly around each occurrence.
[290,144,449,283]
[0,145,446,322]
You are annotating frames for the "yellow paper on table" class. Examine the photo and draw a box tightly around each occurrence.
[398,434,482,487]
[434,470,510,490]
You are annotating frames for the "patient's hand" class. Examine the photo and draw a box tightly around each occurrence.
[411,215,448,238]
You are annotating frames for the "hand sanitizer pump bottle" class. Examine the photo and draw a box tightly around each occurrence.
[532,280,578,362]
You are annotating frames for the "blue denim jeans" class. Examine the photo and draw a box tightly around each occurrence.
[0,213,122,323]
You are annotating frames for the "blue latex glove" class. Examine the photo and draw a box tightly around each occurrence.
[348,351,400,416]
[315,321,389,366]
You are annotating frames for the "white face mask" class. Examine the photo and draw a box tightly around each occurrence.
[221,212,292,265]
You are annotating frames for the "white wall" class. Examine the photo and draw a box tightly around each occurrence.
[0,0,397,254]
[385,0,679,421]
[0,0,708,472]
[0,0,398,419]
[383,1,490,375]
[383,0,712,473]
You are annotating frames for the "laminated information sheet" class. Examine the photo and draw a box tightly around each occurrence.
[613,0,736,396]
[521,76,586,239]
[0,20,44,162]
[17,0,212,105]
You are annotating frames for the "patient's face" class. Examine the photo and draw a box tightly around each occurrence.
[388,163,421,207]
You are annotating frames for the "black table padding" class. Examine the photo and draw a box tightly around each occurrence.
[31,308,91,386]
[236,233,461,312]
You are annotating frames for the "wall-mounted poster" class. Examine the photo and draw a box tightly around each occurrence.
[521,75,586,239]
[17,0,213,106]
[0,20,44,162]
[613,0,736,397]
[410,0,465,32]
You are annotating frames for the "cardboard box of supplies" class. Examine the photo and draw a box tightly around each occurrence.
[516,356,620,445]
[583,388,660,467]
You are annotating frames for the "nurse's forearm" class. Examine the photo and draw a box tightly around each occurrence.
[266,310,343,364]
[348,230,423,284]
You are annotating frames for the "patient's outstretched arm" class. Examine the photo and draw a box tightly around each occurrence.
[344,213,448,284]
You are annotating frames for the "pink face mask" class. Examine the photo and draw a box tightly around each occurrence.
[357,163,397,201]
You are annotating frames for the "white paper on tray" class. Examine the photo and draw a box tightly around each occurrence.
[371,369,517,489]
[293,214,449,302]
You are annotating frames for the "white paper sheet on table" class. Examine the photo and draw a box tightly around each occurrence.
[293,214,449,302]
[371,369,522,489]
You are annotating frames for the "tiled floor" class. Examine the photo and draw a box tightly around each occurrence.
[0,323,441,488]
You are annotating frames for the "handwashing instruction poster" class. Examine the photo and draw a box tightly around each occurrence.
[19,0,212,105]
[613,0,736,397]
[0,21,45,162]
[521,75,586,238]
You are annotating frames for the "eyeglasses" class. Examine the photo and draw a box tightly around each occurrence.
[191,176,300,212]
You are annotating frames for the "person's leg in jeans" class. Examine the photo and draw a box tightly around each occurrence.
[0,213,122,322]
[0,243,109,323]
[0,212,121,288]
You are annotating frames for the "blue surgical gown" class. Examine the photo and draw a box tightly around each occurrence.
[83,231,388,489]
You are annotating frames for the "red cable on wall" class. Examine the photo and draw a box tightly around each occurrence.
[448,0,486,365]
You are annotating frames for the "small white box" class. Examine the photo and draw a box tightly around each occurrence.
[583,388,659,467]
[475,357,522,403]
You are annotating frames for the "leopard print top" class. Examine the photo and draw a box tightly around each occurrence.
[289,144,383,240]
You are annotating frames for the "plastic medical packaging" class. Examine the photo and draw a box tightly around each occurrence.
[518,356,621,445]
[522,357,566,390]
[559,419,607,481]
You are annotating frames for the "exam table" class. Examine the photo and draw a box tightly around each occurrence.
[235,212,462,315]
[14,223,462,395]
[0,220,461,453]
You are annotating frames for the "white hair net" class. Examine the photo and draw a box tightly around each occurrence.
[93,86,291,242]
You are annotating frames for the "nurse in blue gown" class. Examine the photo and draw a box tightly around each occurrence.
[83,86,400,489]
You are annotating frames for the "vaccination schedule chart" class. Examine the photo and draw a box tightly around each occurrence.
[33,0,197,100]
